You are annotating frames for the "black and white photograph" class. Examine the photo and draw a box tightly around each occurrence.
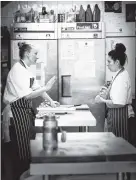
[126,4,136,22]
[1,1,136,180]
[104,1,122,13]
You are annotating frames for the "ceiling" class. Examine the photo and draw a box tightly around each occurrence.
[1,1,11,8]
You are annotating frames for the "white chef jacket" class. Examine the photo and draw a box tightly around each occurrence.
[3,61,40,104]
[2,61,40,142]
[110,69,134,117]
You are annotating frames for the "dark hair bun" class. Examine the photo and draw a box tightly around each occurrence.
[18,42,26,49]
[115,43,126,54]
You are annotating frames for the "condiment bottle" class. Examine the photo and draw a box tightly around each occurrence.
[93,4,100,22]
[85,4,93,22]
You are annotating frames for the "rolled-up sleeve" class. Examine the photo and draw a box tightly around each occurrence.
[9,66,32,98]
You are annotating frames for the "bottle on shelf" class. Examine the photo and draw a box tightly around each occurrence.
[42,6,48,15]
[49,10,55,23]
[93,4,100,22]
[79,5,85,22]
[85,4,93,22]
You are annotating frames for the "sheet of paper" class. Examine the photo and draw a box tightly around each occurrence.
[74,61,96,78]
[61,40,75,60]
[77,41,95,62]
[60,58,74,75]
[104,13,126,33]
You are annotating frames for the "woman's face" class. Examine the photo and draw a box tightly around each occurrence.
[107,56,119,72]
[28,48,38,65]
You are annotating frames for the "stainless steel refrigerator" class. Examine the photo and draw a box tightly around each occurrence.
[10,23,58,111]
[58,22,106,131]
[11,22,106,132]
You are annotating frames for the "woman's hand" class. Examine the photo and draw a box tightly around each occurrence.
[100,86,108,92]
[95,95,105,104]
[50,101,60,108]
[99,86,108,99]
[95,95,101,103]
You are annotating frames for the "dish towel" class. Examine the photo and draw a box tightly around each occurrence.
[2,104,13,142]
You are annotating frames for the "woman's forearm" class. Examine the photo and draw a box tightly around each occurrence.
[26,86,53,104]
[102,99,124,108]
[41,91,53,102]
[25,87,47,99]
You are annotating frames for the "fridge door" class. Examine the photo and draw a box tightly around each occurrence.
[106,37,135,99]
[11,39,58,108]
[58,39,106,131]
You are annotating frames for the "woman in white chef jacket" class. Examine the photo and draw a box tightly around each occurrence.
[3,42,59,179]
[95,43,135,141]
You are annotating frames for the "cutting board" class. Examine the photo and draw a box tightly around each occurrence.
[37,106,76,115]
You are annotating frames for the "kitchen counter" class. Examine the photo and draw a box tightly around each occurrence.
[35,105,96,132]
[30,132,136,180]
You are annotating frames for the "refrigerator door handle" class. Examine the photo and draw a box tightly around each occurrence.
[61,75,72,97]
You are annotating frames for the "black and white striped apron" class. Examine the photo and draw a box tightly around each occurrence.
[105,68,129,141]
[10,97,34,160]
[105,105,129,140]
[9,60,35,161]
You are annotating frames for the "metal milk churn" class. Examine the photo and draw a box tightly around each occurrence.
[43,113,58,152]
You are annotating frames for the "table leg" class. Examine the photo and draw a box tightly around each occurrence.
[43,175,50,180]
[79,127,82,132]
[79,126,89,132]
[85,126,89,132]
[117,173,125,180]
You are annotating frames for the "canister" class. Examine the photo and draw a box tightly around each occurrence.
[43,113,58,152]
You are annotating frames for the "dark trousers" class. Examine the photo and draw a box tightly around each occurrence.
[2,123,30,180]
[128,116,136,147]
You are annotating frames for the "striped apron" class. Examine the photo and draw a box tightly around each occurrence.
[10,97,34,161]
[9,60,35,172]
[105,68,129,141]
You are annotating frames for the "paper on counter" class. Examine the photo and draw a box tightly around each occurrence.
[37,106,76,114]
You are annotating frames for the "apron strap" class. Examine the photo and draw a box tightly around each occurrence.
[109,67,125,92]
[107,67,125,99]
[20,59,26,68]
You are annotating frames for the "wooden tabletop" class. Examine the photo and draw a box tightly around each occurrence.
[31,132,136,163]
[35,110,96,127]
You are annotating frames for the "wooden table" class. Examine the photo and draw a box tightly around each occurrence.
[35,105,96,132]
[30,133,136,180]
